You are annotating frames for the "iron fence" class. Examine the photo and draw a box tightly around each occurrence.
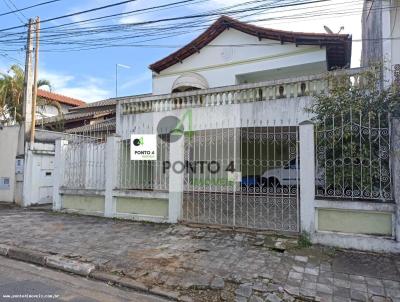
[63,123,113,190]
[116,134,170,191]
[315,110,392,201]
[183,121,300,232]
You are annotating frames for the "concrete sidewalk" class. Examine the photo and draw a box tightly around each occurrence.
[0,207,399,302]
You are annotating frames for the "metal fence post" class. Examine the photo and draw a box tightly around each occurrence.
[391,118,400,241]
[105,135,120,217]
[299,121,316,234]
[168,136,184,223]
[53,139,68,211]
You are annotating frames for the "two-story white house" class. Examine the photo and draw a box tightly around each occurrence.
[150,16,351,95]
[55,15,400,253]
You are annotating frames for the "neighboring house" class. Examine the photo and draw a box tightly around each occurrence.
[37,98,117,135]
[36,89,86,119]
[0,90,84,206]
[361,0,400,82]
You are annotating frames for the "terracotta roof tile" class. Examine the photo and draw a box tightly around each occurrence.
[149,15,352,73]
[37,89,86,107]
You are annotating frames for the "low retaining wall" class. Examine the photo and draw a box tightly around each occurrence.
[311,199,399,253]
[58,188,169,222]
[63,194,105,216]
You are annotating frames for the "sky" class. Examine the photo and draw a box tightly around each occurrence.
[0,0,364,103]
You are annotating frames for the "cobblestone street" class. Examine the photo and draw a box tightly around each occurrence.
[0,206,399,302]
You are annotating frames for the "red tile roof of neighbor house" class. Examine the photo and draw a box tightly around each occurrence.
[149,15,352,73]
[37,89,86,107]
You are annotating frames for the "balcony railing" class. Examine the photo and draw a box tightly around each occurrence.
[119,68,365,115]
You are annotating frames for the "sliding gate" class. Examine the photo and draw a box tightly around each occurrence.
[182,124,299,232]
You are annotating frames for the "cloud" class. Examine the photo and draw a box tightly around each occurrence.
[57,85,110,102]
[118,1,151,25]
[118,0,188,25]
[119,71,150,90]
[39,69,111,102]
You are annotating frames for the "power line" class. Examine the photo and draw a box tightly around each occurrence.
[42,0,332,32]
[0,0,62,18]
[37,0,211,31]
[0,0,372,48]
[0,51,22,64]
[2,0,25,24]
[0,0,139,32]
[0,0,330,35]
[0,0,394,54]
[0,0,278,42]
[2,35,399,54]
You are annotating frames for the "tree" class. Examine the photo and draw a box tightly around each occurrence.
[308,67,400,201]
[0,64,58,125]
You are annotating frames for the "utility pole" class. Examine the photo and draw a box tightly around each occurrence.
[17,18,34,156]
[30,16,40,147]
[15,18,34,206]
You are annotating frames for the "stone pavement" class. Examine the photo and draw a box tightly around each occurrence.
[0,206,399,302]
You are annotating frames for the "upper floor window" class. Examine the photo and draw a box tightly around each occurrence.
[171,72,209,93]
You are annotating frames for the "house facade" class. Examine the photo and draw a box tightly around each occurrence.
[38,98,117,135]
[151,16,351,95]
[53,16,400,253]
[36,89,86,119]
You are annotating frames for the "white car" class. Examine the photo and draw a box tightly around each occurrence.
[262,158,324,187]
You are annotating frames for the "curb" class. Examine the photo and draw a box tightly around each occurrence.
[0,244,184,301]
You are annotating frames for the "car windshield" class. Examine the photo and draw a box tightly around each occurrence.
[286,158,299,169]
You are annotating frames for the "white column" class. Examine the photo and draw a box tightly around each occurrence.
[53,139,68,211]
[168,136,184,223]
[22,145,33,207]
[382,0,393,85]
[391,118,400,242]
[105,135,120,217]
[299,121,316,234]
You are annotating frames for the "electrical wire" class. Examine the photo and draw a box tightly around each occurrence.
[2,0,25,24]
[0,0,62,18]
[0,0,371,50]
[1,0,396,56]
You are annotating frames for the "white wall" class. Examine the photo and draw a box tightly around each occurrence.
[153,28,327,94]
[23,143,55,206]
[118,96,314,140]
[36,103,72,119]
[391,0,400,66]
[0,126,20,202]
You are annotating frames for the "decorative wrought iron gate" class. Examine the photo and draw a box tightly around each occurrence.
[182,125,299,232]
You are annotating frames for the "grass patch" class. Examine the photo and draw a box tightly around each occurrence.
[298,231,312,248]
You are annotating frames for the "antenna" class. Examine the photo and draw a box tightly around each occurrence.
[324,25,345,34]
[323,25,334,34]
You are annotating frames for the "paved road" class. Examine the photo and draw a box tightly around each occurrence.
[0,256,168,302]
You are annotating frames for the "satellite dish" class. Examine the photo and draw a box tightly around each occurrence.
[324,25,345,34]
[324,25,334,34]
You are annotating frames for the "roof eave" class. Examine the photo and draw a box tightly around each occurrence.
[149,15,352,73]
